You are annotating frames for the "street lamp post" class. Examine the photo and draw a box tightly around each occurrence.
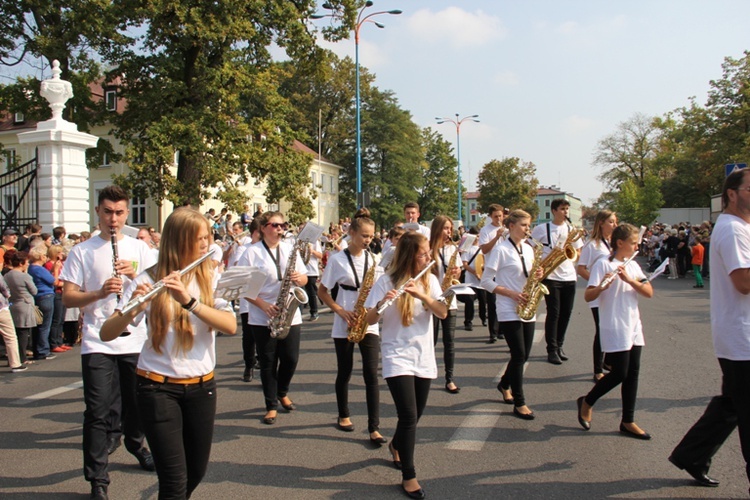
[436,114,479,224]
[312,1,401,208]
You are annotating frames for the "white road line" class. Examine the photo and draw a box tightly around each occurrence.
[14,380,84,405]
[446,410,501,451]
[492,361,529,385]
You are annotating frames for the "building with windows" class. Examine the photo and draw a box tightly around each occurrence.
[534,186,582,227]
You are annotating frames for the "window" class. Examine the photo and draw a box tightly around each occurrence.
[311,172,317,189]
[130,197,146,225]
[3,193,17,214]
[470,214,477,223]
[545,199,550,206]
[321,174,327,193]
[13,112,24,124]
[101,152,111,168]
[470,201,476,210]
[545,212,550,219]
[105,90,117,112]
[3,149,16,170]
[330,175,336,194]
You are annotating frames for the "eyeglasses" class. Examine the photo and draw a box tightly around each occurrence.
[416,252,431,260]
[265,222,288,229]
[734,186,750,193]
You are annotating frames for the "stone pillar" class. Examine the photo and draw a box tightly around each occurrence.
[17,60,98,234]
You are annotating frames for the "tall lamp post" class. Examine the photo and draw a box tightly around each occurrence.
[313,1,401,208]
[436,114,479,224]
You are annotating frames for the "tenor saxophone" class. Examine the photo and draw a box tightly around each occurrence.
[347,254,377,343]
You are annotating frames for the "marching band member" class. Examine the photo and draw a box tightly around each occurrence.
[236,218,262,383]
[478,204,506,343]
[460,227,486,332]
[577,223,653,439]
[238,212,307,425]
[576,210,617,381]
[100,207,237,499]
[318,216,387,444]
[365,231,447,499]
[429,215,462,394]
[481,210,541,420]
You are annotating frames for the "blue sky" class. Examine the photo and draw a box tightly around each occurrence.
[315,1,750,205]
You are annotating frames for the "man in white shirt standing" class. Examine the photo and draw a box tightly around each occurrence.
[669,169,750,491]
[530,199,583,365]
[403,202,431,240]
[61,186,157,500]
[478,204,506,343]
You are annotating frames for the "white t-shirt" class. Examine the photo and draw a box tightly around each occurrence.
[121,272,229,378]
[578,239,612,308]
[478,223,506,252]
[435,244,459,310]
[209,243,223,265]
[710,214,750,361]
[588,257,647,353]
[305,240,322,276]
[60,235,157,355]
[365,273,441,379]
[530,222,583,281]
[227,237,253,268]
[320,250,380,339]
[378,246,396,270]
[236,241,256,316]
[461,246,482,287]
[481,238,536,323]
[238,240,307,326]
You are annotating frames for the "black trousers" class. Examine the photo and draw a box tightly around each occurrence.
[543,279,576,353]
[303,276,319,315]
[81,353,145,485]
[252,324,301,411]
[137,376,217,500]
[240,313,257,370]
[458,287,486,326]
[488,293,499,340]
[585,345,642,423]
[433,311,457,383]
[591,308,605,375]
[386,375,431,481]
[16,327,31,363]
[671,358,750,484]
[334,334,380,432]
[498,321,535,408]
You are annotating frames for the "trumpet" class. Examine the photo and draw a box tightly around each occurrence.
[599,251,639,288]
[377,260,436,315]
[119,249,216,315]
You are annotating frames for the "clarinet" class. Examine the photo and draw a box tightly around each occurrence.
[110,227,122,302]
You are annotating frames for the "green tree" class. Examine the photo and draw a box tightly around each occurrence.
[594,113,662,189]
[416,127,458,220]
[476,157,539,218]
[612,174,663,226]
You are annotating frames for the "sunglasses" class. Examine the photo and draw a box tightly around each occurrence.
[265,222,288,229]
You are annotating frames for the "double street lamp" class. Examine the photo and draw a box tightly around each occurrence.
[312,1,402,208]
[436,114,479,224]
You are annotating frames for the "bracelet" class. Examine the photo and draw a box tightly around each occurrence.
[182,297,197,310]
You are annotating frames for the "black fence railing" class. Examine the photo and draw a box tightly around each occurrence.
[0,153,38,232]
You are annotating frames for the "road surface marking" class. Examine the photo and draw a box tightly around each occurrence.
[14,380,84,405]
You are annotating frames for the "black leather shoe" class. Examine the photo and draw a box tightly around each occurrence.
[619,422,651,440]
[133,447,156,471]
[370,434,388,445]
[558,348,569,361]
[513,407,535,420]
[402,484,426,499]
[263,415,276,425]
[577,396,590,431]
[481,320,487,326]
[280,400,296,411]
[242,367,253,383]
[337,419,355,432]
[497,382,514,404]
[445,381,460,394]
[388,442,402,470]
[253,359,260,370]
[547,351,562,365]
[90,483,109,500]
[464,322,473,331]
[668,455,719,487]
[106,436,121,455]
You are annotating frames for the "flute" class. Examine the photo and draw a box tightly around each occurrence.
[119,249,216,315]
[377,260,436,315]
[599,251,639,288]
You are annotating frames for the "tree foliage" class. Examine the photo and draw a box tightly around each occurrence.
[611,174,664,226]
[476,157,539,219]
[416,127,459,220]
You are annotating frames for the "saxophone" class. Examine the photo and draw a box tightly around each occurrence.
[347,253,377,343]
[441,242,461,304]
[268,239,309,339]
[516,225,585,320]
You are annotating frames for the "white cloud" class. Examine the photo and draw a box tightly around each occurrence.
[555,21,579,36]
[407,7,507,48]
[315,34,391,69]
[563,115,594,134]
[493,70,520,86]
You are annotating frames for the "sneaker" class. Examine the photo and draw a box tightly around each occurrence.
[309,314,319,322]
[34,354,56,360]
[51,347,66,353]
[60,345,73,351]
[11,365,28,373]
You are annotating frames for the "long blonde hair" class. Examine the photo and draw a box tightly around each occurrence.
[429,215,453,279]
[591,210,616,249]
[148,208,215,355]
[388,231,431,327]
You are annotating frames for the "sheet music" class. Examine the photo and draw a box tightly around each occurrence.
[215,267,267,301]
[297,222,324,243]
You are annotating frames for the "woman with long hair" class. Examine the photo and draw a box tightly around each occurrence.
[428,215,461,393]
[365,232,447,499]
[480,210,542,420]
[238,211,308,425]
[318,216,386,444]
[100,207,237,499]
[577,223,654,439]
[577,210,617,381]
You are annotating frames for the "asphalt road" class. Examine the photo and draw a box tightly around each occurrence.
[1,268,747,499]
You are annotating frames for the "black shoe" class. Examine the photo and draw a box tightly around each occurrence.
[576,397,590,431]
[668,455,719,487]
[402,484,426,499]
[263,416,276,425]
[619,422,651,440]
[487,337,497,344]
[445,381,460,394]
[337,419,355,432]
[309,314,319,322]
[547,351,563,365]
[90,483,109,500]
[497,334,504,340]
[464,323,473,331]
[388,442,402,470]
[513,406,535,420]
[242,367,253,383]
[558,348,569,361]
[497,383,514,404]
[481,320,487,326]
[370,434,388,445]
[253,359,260,370]
[106,436,121,455]
[133,447,156,471]
[280,400,296,411]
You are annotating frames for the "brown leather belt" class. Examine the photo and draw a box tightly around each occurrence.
[136,368,214,385]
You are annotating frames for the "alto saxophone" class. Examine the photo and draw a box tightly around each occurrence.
[347,253,377,343]
[268,239,309,339]
[516,225,586,320]
[441,242,461,304]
